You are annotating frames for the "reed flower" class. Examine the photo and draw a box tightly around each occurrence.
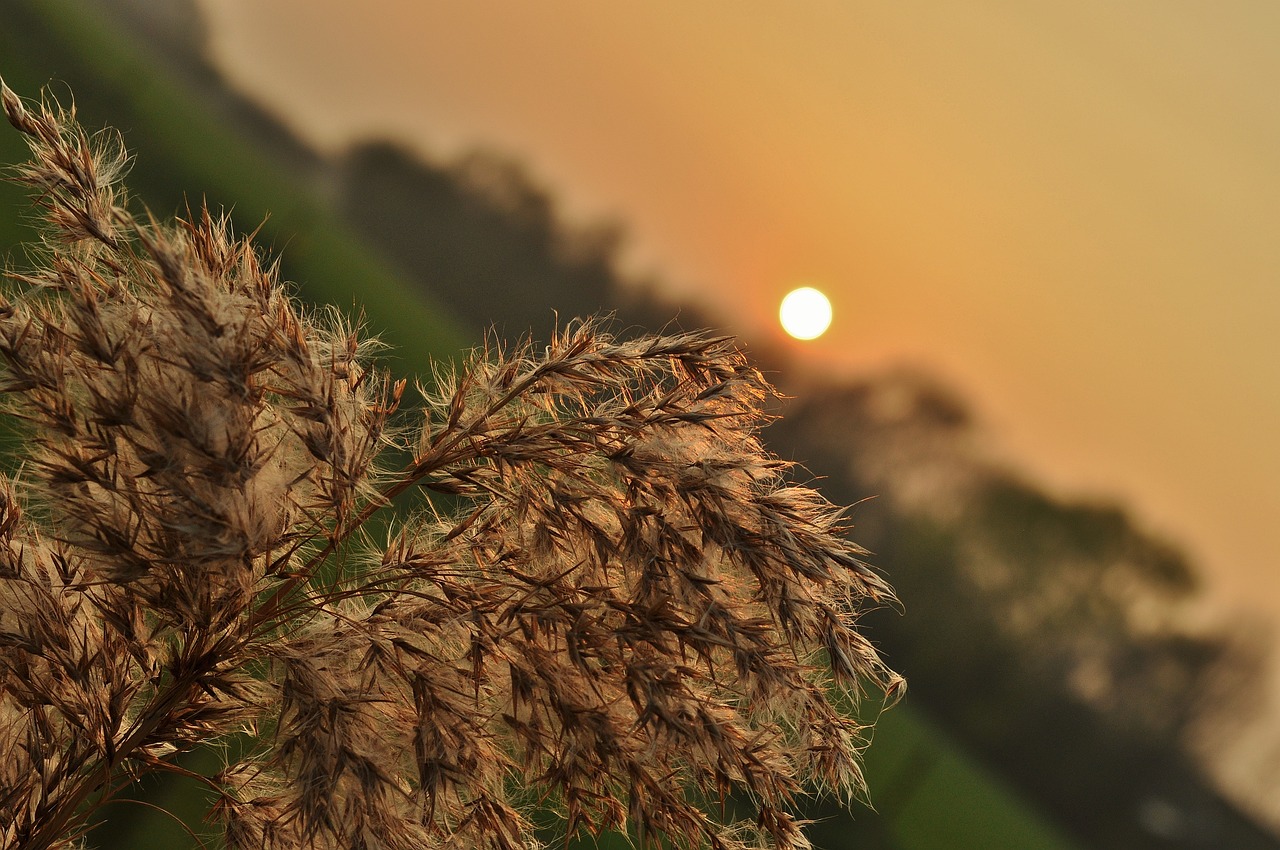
[0,83,900,850]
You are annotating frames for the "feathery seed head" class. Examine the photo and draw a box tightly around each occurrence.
[0,82,900,850]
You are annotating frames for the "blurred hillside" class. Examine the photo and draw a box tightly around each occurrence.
[2,1,1277,848]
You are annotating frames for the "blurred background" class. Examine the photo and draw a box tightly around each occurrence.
[1,1,1278,847]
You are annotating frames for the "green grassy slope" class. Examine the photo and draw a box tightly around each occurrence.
[859,705,1079,850]
[0,0,465,373]
[0,3,1083,849]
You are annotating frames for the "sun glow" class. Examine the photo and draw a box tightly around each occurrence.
[779,287,832,340]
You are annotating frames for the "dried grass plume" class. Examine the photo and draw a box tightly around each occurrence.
[0,82,901,850]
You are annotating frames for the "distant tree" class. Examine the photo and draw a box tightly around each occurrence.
[335,141,621,341]
[768,372,1265,849]
[0,85,900,850]
[331,139,798,374]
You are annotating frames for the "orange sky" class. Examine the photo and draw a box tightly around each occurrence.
[198,1,1280,633]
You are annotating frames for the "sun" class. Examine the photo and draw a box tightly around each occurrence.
[779,287,832,340]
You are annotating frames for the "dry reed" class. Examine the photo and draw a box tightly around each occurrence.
[0,82,901,850]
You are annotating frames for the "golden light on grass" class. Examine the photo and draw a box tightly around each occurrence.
[779,287,833,340]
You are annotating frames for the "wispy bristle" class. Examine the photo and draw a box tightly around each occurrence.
[0,81,900,850]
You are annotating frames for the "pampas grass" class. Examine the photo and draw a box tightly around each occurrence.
[0,82,901,850]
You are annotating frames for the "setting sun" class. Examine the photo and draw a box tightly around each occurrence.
[779,287,833,340]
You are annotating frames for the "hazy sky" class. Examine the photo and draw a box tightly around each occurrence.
[198,1,1280,627]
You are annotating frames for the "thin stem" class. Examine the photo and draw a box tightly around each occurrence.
[246,367,531,635]
[21,634,232,850]
[96,797,213,850]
